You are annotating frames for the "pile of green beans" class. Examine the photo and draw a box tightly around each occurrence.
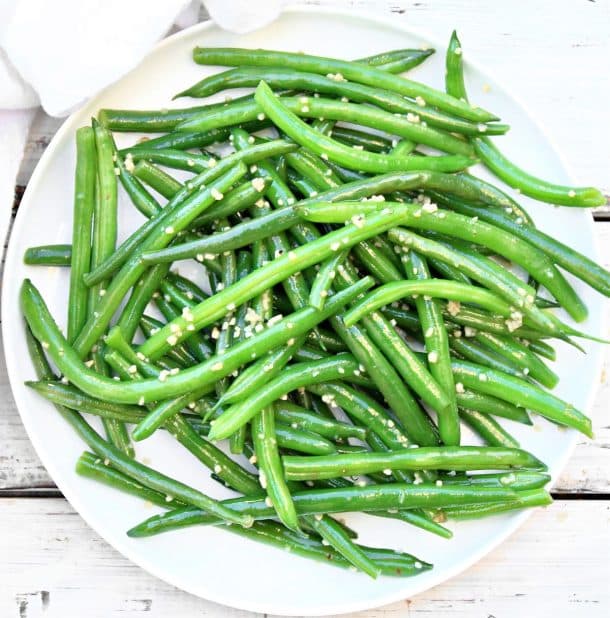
[21,34,607,580]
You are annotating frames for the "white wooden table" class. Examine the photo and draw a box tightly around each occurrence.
[1,1,609,616]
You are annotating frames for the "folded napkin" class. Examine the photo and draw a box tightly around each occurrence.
[0,0,283,250]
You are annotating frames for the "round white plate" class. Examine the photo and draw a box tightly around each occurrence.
[3,7,606,616]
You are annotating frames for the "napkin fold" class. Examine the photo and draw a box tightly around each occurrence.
[0,0,283,250]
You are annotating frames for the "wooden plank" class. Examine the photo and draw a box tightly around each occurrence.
[0,498,607,617]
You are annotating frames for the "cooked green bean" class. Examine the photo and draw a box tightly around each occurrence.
[402,250,460,446]
[299,201,586,325]
[24,244,72,266]
[442,488,552,520]
[132,160,183,198]
[474,330,558,388]
[344,279,515,327]
[67,127,97,342]
[178,93,488,154]
[252,406,300,531]
[283,446,546,481]
[127,482,519,538]
[459,409,521,448]
[192,47,497,121]
[451,359,592,437]
[137,209,414,362]
[254,83,475,173]
[208,355,362,441]
[454,390,532,425]
[273,401,367,441]
[445,31,604,207]
[309,250,348,310]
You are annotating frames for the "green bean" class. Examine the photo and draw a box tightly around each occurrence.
[24,244,73,266]
[439,471,550,491]
[390,228,545,327]
[345,279,516,327]
[451,359,592,437]
[178,92,485,154]
[138,208,414,362]
[22,274,374,407]
[155,295,213,362]
[284,446,546,481]
[73,163,247,358]
[84,140,295,287]
[474,331,558,388]
[192,177,273,229]
[274,424,338,455]
[402,250,459,445]
[307,383,412,450]
[67,127,97,342]
[332,127,392,153]
[127,482,519,538]
[285,150,342,190]
[254,83,475,173]
[128,147,215,173]
[116,263,170,342]
[359,47,435,71]
[147,516,430,576]
[219,336,305,407]
[76,451,190,508]
[141,172,433,264]
[192,47,497,122]
[442,488,552,520]
[252,406,300,531]
[445,31,604,207]
[273,401,366,441]
[98,101,242,132]
[449,335,527,379]
[329,314,439,447]
[166,273,209,303]
[299,201,586,325]
[459,409,520,448]
[434,196,610,298]
[115,155,162,219]
[139,314,199,367]
[208,355,361,441]
[391,139,417,156]
[309,250,348,310]
[306,513,380,578]
[357,306,453,419]
[132,160,183,198]
[27,380,146,423]
[26,323,252,525]
[475,137,604,206]
[352,241,403,283]
[89,122,118,295]
[527,339,556,362]
[454,390,532,425]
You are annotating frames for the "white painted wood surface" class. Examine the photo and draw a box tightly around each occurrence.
[1,499,608,617]
[1,1,609,616]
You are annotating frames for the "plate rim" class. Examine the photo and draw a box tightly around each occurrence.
[2,5,606,616]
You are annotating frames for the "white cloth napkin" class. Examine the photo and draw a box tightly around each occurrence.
[0,0,283,250]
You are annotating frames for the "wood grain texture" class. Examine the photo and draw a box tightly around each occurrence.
[0,498,608,617]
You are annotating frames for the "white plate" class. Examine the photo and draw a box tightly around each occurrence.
[3,7,606,616]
